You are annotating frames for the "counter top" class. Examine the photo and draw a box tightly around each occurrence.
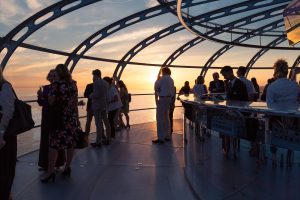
[179,94,300,117]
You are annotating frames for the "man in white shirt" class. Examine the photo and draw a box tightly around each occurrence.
[153,67,175,144]
[267,59,299,109]
[91,69,111,147]
[237,66,256,101]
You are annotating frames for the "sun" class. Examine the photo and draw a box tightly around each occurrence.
[149,68,160,83]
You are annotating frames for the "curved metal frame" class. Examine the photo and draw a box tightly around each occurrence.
[114,1,288,80]
[291,55,300,69]
[65,0,217,72]
[0,0,102,70]
[176,0,300,50]
[200,20,284,77]
[0,0,297,82]
[245,35,286,77]
[163,4,286,70]
[0,36,205,69]
[162,37,202,66]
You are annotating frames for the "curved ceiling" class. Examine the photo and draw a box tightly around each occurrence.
[0,0,298,90]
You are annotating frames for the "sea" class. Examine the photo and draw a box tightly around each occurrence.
[15,88,183,156]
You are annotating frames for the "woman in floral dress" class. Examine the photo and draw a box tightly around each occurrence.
[41,64,79,182]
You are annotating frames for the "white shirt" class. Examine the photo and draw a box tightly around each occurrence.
[239,77,255,100]
[155,75,174,97]
[108,86,122,111]
[92,78,109,111]
[266,78,299,109]
[192,84,206,98]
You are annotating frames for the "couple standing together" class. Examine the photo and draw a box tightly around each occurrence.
[85,69,130,147]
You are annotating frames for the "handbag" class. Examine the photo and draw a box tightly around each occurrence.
[75,128,89,149]
[1,82,35,136]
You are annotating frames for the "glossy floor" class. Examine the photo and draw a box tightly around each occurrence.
[12,120,197,200]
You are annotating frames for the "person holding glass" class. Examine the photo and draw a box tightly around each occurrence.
[37,69,65,171]
[40,64,79,183]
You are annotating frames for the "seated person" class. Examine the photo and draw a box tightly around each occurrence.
[267,59,299,166]
[267,59,299,110]
[192,76,208,99]
[209,72,225,93]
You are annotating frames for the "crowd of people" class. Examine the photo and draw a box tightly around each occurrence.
[152,59,300,161]
[0,58,300,199]
[0,64,132,199]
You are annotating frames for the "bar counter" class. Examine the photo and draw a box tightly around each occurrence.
[179,94,300,200]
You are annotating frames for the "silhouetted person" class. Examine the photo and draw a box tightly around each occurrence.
[267,59,299,166]
[192,75,208,98]
[153,67,175,144]
[104,77,122,139]
[267,59,299,109]
[0,67,16,200]
[237,66,255,101]
[37,69,65,171]
[117,80,130,129]
[260,78,275,101]
[220,65,248,159]
[41,64,79,183]
[177,81,190,99]
[170,86,176,134]
[209,72,225,93]
[251,77,260,101]
[91,70,111,147]
[84,80,93,134]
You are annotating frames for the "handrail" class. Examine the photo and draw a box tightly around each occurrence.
[23,93,182,129]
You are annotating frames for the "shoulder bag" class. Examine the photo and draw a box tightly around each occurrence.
[1,82,35,136]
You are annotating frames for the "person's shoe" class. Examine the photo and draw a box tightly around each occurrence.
[62,167,71,177]
[40,173,55,183]
[165,137,171,142]
[152,139,164,144]
[126,124,130,129]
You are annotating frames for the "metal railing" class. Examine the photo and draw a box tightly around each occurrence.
[24,93,182,129]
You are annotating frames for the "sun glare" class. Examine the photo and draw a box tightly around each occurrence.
[150,68,160,83]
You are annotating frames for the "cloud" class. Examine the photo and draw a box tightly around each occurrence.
[26,0,42,10]
[0,0,25,25]
[96,27,162,46]
[47,18,70,30]
[146,0,159,8]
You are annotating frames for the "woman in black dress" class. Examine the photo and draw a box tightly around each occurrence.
[37,69,65,171]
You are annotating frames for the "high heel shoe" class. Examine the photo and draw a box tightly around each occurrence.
[41,173,55,183]
[126,124,130,129]
[62,167,71,177]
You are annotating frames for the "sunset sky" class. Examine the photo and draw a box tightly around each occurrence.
[0,0,299,95]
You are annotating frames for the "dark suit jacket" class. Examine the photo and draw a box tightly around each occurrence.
[226,78,248,101]
[209,80,225,93]
[84,83,93,111]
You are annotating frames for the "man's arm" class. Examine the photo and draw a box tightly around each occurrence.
[84,84,92,98]
[239,81,249,101]
[208,81,213,92]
